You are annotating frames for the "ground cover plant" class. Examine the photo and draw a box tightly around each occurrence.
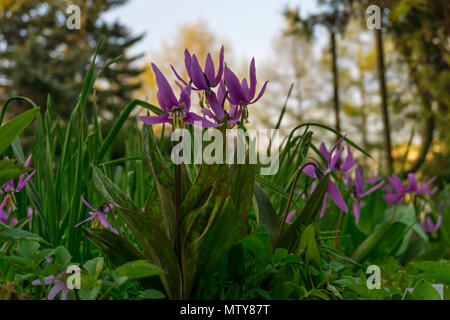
[0,38,449,301]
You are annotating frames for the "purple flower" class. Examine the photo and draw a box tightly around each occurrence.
[27,206,35,228]
[138,63,220,128]
[302,136,349,218]
[384,173,438,203]
[286,209,297,222]
[75,196,118,234]
[0,197,17,226]
[320,142,355,173]
[419,215,442,233]
[407,173,438,196]
[0,155,35,210]
[348,165,384,224]
[224,58,268,121]
[202,81,242,127]
[32,272,69,300]
[172,46,224,91]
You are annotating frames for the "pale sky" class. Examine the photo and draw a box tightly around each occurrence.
[103,0,322,62]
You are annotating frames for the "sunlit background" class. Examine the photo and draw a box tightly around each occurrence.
[1,0,448,180]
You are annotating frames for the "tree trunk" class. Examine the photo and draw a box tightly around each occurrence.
[330,30,341,133]
[376,28,393,174]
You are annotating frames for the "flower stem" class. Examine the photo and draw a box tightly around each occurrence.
[334,210,343,250]
[173,138,182,258]
[273,162,316,250]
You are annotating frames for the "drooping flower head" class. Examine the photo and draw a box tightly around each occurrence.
[419,215,442,233]
[0,155,35,211]
[384,173,438,204]
[320,142,355,173]
[347,165,384,223]
[202,80,242,127]
[32,272,69,300]
[302,135,349,218]
[0,197,17,226]
[224,58,268,122]
[75,196,118,234]
[138,63,220,129]
[171,46,225,91]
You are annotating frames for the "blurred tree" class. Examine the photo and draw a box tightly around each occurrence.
[0,0,143,119]
[351,0,450,178]
[284,0,353,134]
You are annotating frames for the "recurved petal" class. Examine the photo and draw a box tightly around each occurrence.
[80,196,95,211]
[204,53,215,85]
[214,46,225,86]
[339,145,355,172]
[138,114,171,125]
[184,112,223,128]
[388,175,406,194]
[97,212,118,234]
[48,281,65,300]
[249,80,268,105]
[330,146,345,171]
[16,170,35,192]
[353,199,360,224]
[407,173,418,192]
[319,143,331,163]
[184,49,192,78]
[361,180,385,198]
[327,180,348,213]
[151,63,178,109]
[249,58,257,99]
[190,55,208,90]
[170,65,188,86]
[224,67,245,105]
[354,165,364,196]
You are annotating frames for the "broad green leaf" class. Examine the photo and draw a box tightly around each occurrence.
[352,220,408,262]
[180,163,229,298]
[404,279,442,300]
[92,165,140,212]
[253,182,280,246]
[92,165,181,299]
[229,162,255,221]
[83,257,104,278]
[138,289,166,300]
[117,207,181,300]
[0,229,44,242]
[195,197,248,278]
[297,224,321,267]
[0,107,40,155]
[83,227,145,266]
[115,260,165,281]
[410,261,450,285]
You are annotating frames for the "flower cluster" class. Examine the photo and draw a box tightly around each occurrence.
[0,155,35,211]
[300,136,384,224]
[384,173,438,203]
[138,46,268,129]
